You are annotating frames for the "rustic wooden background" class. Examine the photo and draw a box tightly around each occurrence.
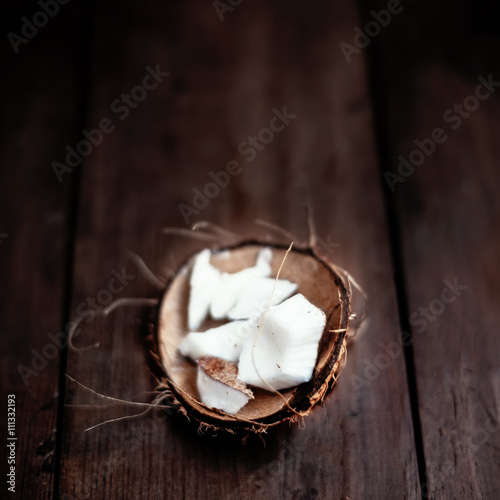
[1,0,499,499]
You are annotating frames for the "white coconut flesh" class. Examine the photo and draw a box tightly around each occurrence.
[188,249,221,330]
[179,320,249,363]
[187,247,273,329]
[227,277,298,320]
[183,248,326,414]
[237,293,326,391]
[209,247,273,319]
[197,357,254,415]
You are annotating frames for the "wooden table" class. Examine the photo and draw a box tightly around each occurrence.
[1,1,499,498]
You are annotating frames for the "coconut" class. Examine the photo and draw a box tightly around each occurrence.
[197,356,254,415]
[152,242,350,434]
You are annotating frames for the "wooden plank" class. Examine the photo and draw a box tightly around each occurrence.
[370,1,500,497]
[0,3,80,498]
[60,0,420,498]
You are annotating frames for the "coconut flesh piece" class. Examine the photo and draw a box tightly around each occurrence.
[238,293,327,391]
[179,320,249,363]
[209,247,273,320]
[197,356,254,415]
[227,277,298,320]
[188,249,221,330]
[188,247,274,329]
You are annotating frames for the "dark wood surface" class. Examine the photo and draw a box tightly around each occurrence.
[0,4,80,499]
[1,1,499,499]
[371,2,500,498]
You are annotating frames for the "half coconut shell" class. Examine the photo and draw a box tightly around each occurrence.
[151,242,350,434]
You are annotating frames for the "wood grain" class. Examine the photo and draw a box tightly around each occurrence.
[370,1,500,498]
[0,4,79,498]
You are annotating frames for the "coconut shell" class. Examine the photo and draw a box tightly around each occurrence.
[150,241,350,434]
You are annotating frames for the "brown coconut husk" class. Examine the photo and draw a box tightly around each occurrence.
[147,241,351,435]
